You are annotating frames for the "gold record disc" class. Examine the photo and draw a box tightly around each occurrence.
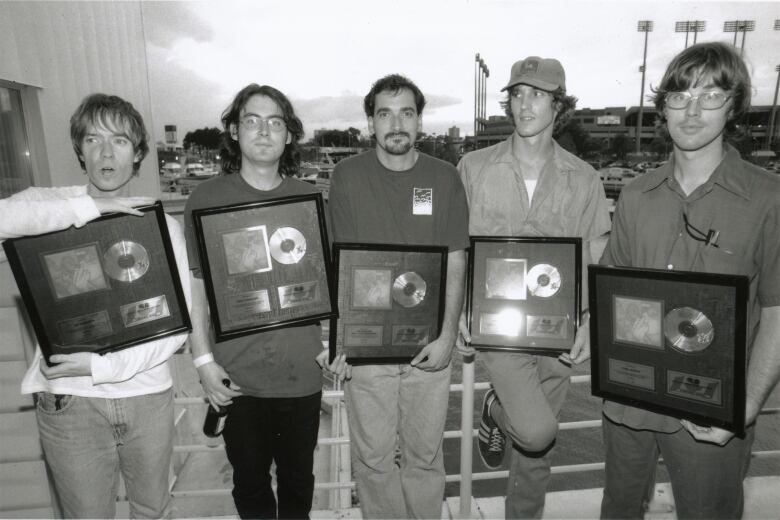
[103,240,150,282]
[269,227,307,264]
[663,306,714,353]
[392,271,427,308]
[527,263,561,298]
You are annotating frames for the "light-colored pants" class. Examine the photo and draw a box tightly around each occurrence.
[601,415,755,520]
[35,389,174,519]
[481,351,572,519]
[345,363,451,519]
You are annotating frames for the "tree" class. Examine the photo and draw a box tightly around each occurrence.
[649,136,670,158]
[610,134,631,160]
[183,127,222,151]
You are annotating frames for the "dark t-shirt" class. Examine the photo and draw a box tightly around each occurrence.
[184,174,323,398]
[328,150,470,249]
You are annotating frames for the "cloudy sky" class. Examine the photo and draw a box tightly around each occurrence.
[141,0,780,143]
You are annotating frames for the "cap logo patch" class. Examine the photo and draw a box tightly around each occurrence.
[522,60,539,73]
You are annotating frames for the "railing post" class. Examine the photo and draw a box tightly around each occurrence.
[458,354,476,518]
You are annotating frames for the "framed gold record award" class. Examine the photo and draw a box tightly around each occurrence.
[2,202,191,363]
[330,243,447,363]
[467,237,581,355]
[193,193,336,342]
[588,265,749,434]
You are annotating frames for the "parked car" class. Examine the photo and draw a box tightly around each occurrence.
[160,162,182,179]
[186,163,204,176]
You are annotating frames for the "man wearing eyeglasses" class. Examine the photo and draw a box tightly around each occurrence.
[184,84,325,519]
[599,42,780,519]
[456,56,611,518]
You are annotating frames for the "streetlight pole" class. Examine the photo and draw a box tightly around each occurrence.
[675,20,706,48]
[636,20,653,155]
[723,20,755,57]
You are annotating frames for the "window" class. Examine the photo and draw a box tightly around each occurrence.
[583,118,594,124]
[0,83,34,198]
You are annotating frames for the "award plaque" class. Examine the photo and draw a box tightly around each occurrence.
[193,193,336,342]
[467,237,581,355]
[2,202,191,363]
[589,265,749,433]
[330,243,447,363]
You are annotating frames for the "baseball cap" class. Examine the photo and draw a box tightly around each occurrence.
[502,56,566,92]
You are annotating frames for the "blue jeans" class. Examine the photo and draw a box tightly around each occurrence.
[35,389,174,518]
[600,415,755,519]
[222,392,321,519]
[345,363,451,519]
[481,351,572,519]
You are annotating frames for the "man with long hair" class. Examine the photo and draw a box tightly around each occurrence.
[184,84,324,519]
[599,42,780,519]
[457,56,611,518]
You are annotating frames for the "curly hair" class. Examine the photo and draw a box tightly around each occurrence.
[363,74,426,118]
[651,41,751,137]
[70,93,149,173]
[500,87,577,134]
[220,84,303,177]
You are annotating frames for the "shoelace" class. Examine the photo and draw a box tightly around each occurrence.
[488,428,505,452]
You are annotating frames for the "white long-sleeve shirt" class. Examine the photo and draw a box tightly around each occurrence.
[0,185,101,239]
[1,186,192,398]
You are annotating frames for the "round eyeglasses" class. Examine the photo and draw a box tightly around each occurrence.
[240,115,287,133]
[666,91,731,110]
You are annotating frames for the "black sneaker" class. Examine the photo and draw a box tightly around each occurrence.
[478,388,506,469]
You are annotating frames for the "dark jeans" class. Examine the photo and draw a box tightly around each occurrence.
[223,392,321,520]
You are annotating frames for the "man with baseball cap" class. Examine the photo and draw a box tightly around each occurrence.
[457,56,610,518]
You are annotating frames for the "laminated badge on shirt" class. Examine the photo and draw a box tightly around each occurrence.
[413,188,433,215]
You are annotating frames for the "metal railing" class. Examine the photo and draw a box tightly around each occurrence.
[172,358,780,515]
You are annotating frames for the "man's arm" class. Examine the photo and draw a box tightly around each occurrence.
[189,274,242,408]
[327,168,356,242]
[745,305,780,424]
[411,249,466,371]
[684,305,780,445]
[0,191,153,240]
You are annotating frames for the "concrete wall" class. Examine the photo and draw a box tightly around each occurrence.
[0,1,161,197]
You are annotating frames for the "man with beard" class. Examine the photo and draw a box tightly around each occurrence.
[319,74,469,518]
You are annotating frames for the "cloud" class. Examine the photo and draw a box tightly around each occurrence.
[142,2,214,48]
[426,94,462,112]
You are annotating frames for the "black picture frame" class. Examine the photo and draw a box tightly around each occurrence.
[193,193,336,342]
[588,265,749,434]
[467,236,581,355]
[2,202,191,363]
[330,243,448,363]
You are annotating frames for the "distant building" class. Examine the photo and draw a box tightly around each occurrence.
[448,126,460,139]
[475,105,778,155]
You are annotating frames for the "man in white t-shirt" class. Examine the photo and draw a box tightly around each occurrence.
[1,93,190,519]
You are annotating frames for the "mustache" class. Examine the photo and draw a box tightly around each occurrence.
[385,132,411,140]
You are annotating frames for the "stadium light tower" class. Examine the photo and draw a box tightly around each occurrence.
[723,20,755,56]
[636,20,653,155]
[767,65,780,150]
[675,20,706,48]
[473,54,489,149]
[768,20,780,150]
